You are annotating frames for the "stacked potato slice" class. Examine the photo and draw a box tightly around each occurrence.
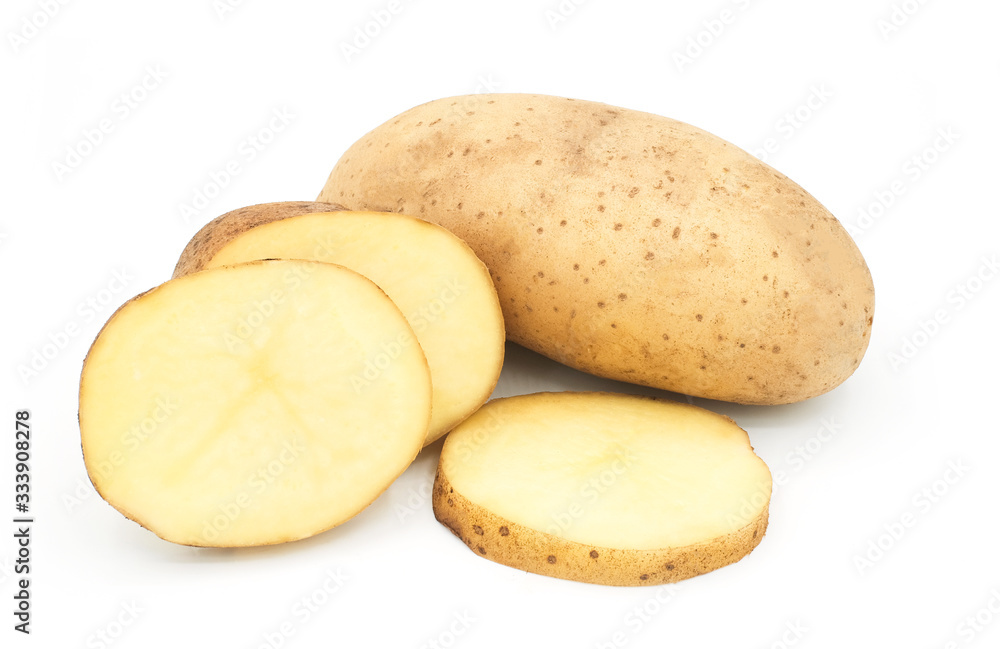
[80,203,505,547]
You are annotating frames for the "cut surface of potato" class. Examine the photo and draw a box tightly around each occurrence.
[434,392,771,586]
[80,260,431,547]
[181,209,505,444]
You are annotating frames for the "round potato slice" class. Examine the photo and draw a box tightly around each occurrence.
[80,260,431,547]
[176,207,505,444]
[434,392,772,586]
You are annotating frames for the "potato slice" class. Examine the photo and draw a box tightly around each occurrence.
[176,207,505,444]
[80,260,431,547]
[173,201,345,278]
[434,392,771,586]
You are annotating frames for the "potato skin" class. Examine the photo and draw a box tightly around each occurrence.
[173,201,345,278]
[433,468,768,587]
[319,94,875,404]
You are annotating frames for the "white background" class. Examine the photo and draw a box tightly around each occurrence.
[2,0,999,647]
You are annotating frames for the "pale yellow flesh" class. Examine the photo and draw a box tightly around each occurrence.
[441,392,771,550]
[204,211,505,444]
[79,260,431,547]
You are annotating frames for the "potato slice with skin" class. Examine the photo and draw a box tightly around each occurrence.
[176,208,505,445]
[434,392,771,586]
[173,201,346,278]
[80,260,431,547]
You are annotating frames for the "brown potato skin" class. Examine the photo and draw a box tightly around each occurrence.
[432,469,768,587]
[173,201,345,278]
[319,94,875,405]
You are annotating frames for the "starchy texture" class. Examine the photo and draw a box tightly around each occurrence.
[80,260,431,547]
[320,93,875,404]
[174,207,505,443]
[434,392,772,586]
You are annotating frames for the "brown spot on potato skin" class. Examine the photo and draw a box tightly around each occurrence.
[473,525,484,535]
[590,550,599,559]
[645,252,655,260]
[614,223,623,231]
[499,526,509,536]
[478,546,487,555]
[652,218,661,227]
[547,555,557,564]
[672,227,681,239]
[597,205,605,212]
[696,314,703,321]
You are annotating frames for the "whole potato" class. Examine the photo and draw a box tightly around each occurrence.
[319,94,874,405]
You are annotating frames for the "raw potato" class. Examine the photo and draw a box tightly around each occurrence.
[173,201,345,278]
[174,206,505,443]
[320,93,876,405]
[80,260,431,547]
[433,392,771,586]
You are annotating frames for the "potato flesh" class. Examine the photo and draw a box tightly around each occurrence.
[204,211,504,443]
[441,393,771,550]
[80,260,431,546]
